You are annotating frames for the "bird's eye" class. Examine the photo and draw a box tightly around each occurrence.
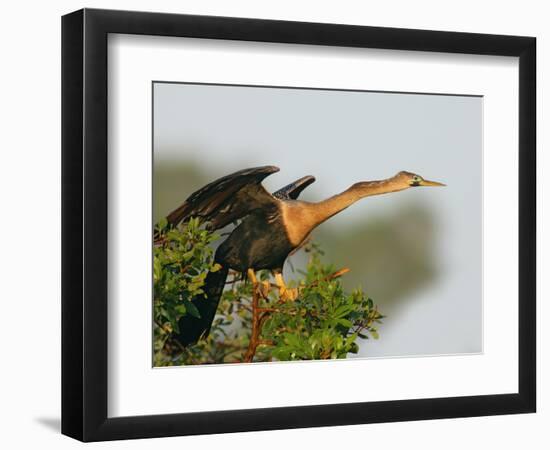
[412,176,422,182]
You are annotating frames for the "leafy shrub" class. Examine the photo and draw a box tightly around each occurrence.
[153,220,384,366]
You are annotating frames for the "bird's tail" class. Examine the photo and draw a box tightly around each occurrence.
[175,264,229,347]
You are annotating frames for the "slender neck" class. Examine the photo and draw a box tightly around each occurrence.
[312,178,408,225]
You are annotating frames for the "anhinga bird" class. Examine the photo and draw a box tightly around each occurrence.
[159,166,444,346]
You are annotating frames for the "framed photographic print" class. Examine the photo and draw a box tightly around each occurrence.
[61,8,536,442]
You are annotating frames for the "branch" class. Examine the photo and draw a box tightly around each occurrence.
[243,281,263,363]
[310,267,350,287]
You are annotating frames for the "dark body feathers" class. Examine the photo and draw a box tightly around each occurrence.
[216,214,292,273]
[162,166,316,346]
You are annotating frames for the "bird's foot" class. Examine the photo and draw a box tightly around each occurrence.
[248,269,272,298]
[279,287,299,302]
[260,280,271,298]
[247,268,258,285]
[273,272,299,301]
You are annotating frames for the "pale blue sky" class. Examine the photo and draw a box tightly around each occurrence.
[154,82,483,358]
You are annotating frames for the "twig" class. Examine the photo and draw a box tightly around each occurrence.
[243,281,262,362]
[257,307,279,313]
[231,300,252,312]
[309,267,350,288]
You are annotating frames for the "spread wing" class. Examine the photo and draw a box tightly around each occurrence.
[272,175,316,200]
[163,165,281,231]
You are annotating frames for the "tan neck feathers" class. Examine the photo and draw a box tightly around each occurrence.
[281,177,408,248]
[313,178,407,225]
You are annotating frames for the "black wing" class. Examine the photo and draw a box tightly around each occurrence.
[272,175,316,200]
[164,165,280,230]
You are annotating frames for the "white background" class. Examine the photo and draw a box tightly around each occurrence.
[0,0,546,449]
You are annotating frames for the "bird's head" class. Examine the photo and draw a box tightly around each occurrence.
[395,171,446,188]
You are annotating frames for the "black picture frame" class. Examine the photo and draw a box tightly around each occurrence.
[61,8,536,442]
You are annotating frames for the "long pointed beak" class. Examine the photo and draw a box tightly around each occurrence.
[419,179,446,187]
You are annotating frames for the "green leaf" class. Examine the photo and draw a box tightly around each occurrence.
[183,300,201,318]
[153,257,162,282]
[338,318,353,328]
